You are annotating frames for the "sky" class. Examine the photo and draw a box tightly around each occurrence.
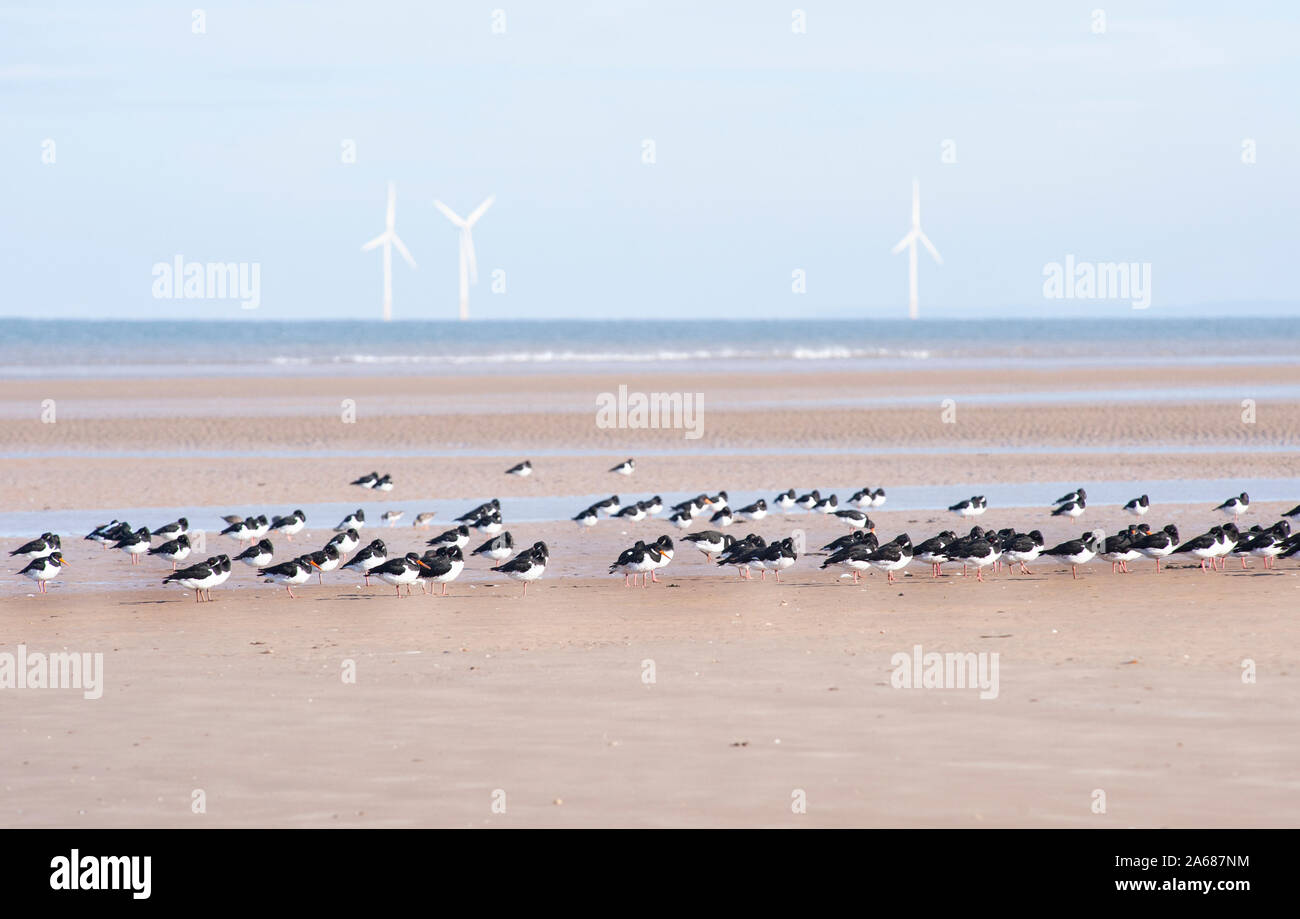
[1,1,1297,321]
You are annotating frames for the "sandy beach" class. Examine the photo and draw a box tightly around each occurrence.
[3,362,1299,827]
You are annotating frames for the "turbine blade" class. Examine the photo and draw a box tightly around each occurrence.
[917,231,942,264]
[391,234,417,268]
[361,232,388,252]
[465,194,495,225]
[890,231,917,255]
[433,200,467,228]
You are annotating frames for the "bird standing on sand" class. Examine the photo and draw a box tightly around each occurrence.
[18,551,66,594]
[419,546,465,595]
[270,509,306,541]
[115,527,152,565]
[609,458,635,476]
[148,533,192,570]
[506,460,532,477]
[492,541,548,596]
[373,552,429,597]
[153,517,189,540]
[1214,493,1250,518]
[682,530,731,562]
[949,496,987,517]
[258,555,321,599]
[471,531,515,561]
[342,539,388,585]
[234,539,274,568]
[1135,524,1178,572]
[1052,497,1086,518]
[335,509,366,531]
[1044,531,1102,580]
[1124,494,1150,516]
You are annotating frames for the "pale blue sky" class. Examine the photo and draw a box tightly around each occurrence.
[1,1,1297,320]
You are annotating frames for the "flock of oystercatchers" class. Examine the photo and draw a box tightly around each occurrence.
[10,455,1300,598]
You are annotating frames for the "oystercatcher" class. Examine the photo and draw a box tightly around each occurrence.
[374,552,429,597]
[491,541,548,596]
[351,471,380,488]
[870,489,887,508]
[234,539,274,568]
[304,543,342,584]
[163,556,222,602]
[868,534,912,583]
[471,531,514,561]
[326,528,361,555]
[795,490,821,511]
[1243,521,1290,569]
[736,499,768,522]
[427,525,470,550]
[682,530,732,562]
[949,496,986,517]
[334,509,366,532]
[609,458,635,476]
[812,493,839,514]
[258,555,320,598]
[84,521,124,550]
[249,515,271,540]
[709,506,734,527]
[1214,493,1249,517]
[821,530,877,556]
[221,517,255,542]
[821,543,873,583]
[834,509,871,530]
[755,538,797,582]
[1123,494,1150,516]
[115,527,151,565]
[573,506,599,528]
[610,540,657,588]
[615,502,648,522]
[506,460,532,477]
[455,499,499,522]
[1052,497,1086,518]
[668,510,694,530]
[1053,488,1086,505]
[18,551,66,594]
[954,533,1000,581]
[1135,524,1179,572]
[1283,504,1300,519]
[419,546,465,595]
[774,489,797,512]
[849,488,873,508]
[1101,530,1142,573]
[153,517,189,540]
[148,534,192,570]
[270,509,306,541]
[342,539,388,585]
[593,495,621,516]
[10,533,60,560]
[1043,531,1101,580]
[913,531,954,578]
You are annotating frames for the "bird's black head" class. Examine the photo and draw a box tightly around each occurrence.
[370,539,387,552]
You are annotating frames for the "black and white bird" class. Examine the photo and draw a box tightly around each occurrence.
[1001,530,1045,575]
[249,515,271,540]
[9,532,60,560]
[1242,522,1290,569]
[1174,526,1225,571]
[471,531,514,561]
[456,499,500,522]
[755,538,797,582]
[115,527,152,565]
[821,543,873,583]
[1101,530,1142,574]
[949,496,987,518]
[592,495,621,516]
[304,543,343,584]
[269,509,306,541]
[913,531,954,578]
[419,546,465,596]
[1123,494,1150,517]
[372,474,394,492]
[667,510,694,530]
[1283,503,1300,519]
[1044,531,1102,580]
[644,495,664,516]
[258,555,320,598]
[812,493,839,514]
[334,509,366,532]
[820,529,876,556]
[834,509,871,530]
[736,499,768,522]
[671,494,712,518]
[868,535,912,583]
[774,489,797,512]
[506,460,533,477]
[682,530,732,562]
[234,539,274,568]
[18,551,66,594]
[609,540,659,588]
[1053,488,1086,506]
[795,490,821,511]
[1134,524,1178,572]
[428,525,471,550]
[221,517,256,542]
[869,488,887,508]
[647,535,674,582]
[1052,497,1086,518]
[351,471,380,488]
[326,528,361,555]
[609,458,635,476]
[148,533,192,570]
[471,512,504,535]
[491,541,548,596]
[342,539,388,585]
[85,521,126,550]
[373,552,429,597]
[153,517,189,540]
[708,492,729,512]
[1214,493,1250,518]
[709,506,734,528]
[849,488,874,508]
[573,506,599,528]
[717,535,766,579]
[615,502,648,522]
[164,555,228,602]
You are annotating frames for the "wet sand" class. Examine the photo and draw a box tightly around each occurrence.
[2,363,1298,827]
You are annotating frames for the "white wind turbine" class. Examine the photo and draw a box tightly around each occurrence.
[890,179,942,320]
[361,182,417,322]
[433,195,494,321]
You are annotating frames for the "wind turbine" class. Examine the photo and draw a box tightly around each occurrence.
[361,182,417,322]
[890,179,942,320]
[433,195,494,321]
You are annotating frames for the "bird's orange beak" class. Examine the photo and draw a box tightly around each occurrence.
[309,560,321,568]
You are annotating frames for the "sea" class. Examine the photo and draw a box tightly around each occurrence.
[1,317,1298,378]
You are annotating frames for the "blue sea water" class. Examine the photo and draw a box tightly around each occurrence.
[1,317,1297,378]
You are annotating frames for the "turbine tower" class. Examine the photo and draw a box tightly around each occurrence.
[890,179,942,320]
[433,195,494,321]
[361,182,417,322]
